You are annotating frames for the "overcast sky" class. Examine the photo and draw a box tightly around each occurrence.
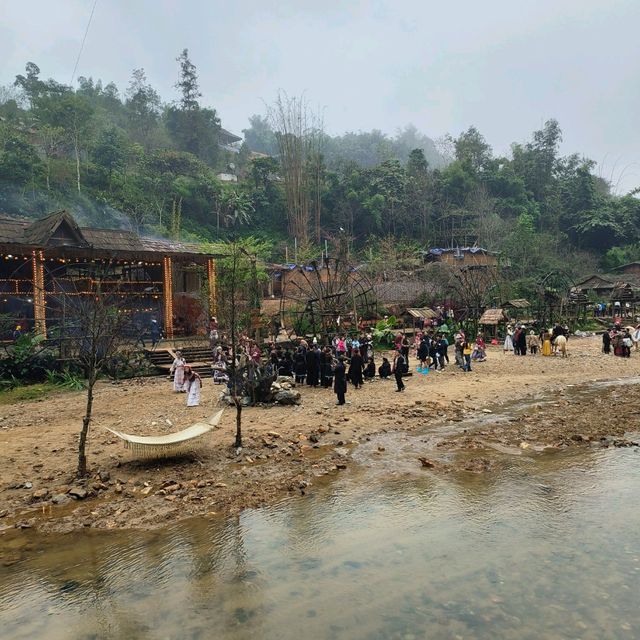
[2,0,639,191]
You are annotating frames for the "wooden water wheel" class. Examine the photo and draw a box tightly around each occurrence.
[278,256,377,340]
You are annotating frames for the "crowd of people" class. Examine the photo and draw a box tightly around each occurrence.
[602,323,640,357]
[503,323,571,356]
[165,325,498,408]
[166,315,639,410]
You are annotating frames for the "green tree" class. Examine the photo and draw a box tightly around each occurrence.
[92,125,128,182]
[454,126,492,173]
[0,126,43,187]
[242,115,278,155]
[166,49,221,165]
[125,68,161,150]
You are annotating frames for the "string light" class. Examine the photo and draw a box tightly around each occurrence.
[31,250,46,337]
[207,258,218,317]
[163,256,174,339]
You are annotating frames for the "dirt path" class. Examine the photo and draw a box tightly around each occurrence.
[1,336,638,534]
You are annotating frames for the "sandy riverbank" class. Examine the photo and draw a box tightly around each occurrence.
[1,336,638,535]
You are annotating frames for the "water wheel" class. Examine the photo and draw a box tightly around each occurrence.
[278,256,376,340]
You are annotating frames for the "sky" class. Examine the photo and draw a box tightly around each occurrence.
[1,0,639,192]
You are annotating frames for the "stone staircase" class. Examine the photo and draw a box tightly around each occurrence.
[145,345,213,377]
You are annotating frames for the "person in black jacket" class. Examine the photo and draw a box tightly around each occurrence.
[305,345,320,386]
[378,357,391,378]
[417,336,430,369]
[294,347,306,384]
[393,349,406,392]
[364,356,376,380]
[320,346,332,388]
[348,348,364,389]
[334,357,347,405]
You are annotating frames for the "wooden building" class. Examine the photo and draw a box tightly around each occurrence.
[503,298,534,324]
[0,210,221,340]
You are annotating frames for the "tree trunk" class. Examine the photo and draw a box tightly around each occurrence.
[78,377,95,477]
[74,136,81,195]
[234,400,242,448]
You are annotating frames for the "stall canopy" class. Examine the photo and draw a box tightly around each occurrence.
[406,307,438,320]
[505,298,530,309]
[479,308,508,325]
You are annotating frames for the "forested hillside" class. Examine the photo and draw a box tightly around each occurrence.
[1,54,639,292]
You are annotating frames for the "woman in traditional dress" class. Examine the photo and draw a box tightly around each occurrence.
[184,367,202,407]
[212,353,228,384]
[472,335,486,361]
[503,325,514,352]
[169,350,187,392]
[541,329,553,356]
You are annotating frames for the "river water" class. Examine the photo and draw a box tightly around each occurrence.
[1,405,640,639]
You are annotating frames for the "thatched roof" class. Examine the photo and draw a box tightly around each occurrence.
[406,307,438,319]
[479,308,508,325]
[0,210,220,259]
[505,298,530,309]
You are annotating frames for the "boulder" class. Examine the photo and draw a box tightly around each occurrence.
[69,487,88,500]
[274,390,301,405]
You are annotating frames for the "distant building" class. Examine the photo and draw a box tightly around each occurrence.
[420,246,499,268]
[219,128,242,154]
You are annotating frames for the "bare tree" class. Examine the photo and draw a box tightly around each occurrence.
[426,262,501,335]
[267,92,324,247]
[46,265,134,476]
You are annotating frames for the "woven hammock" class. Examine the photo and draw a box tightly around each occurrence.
[106,410,223,458]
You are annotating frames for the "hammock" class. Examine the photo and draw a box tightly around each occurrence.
[106,410,223,458]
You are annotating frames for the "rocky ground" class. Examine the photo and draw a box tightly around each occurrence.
[0,336,638,535]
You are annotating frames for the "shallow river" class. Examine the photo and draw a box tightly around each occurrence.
[1,407,640,639]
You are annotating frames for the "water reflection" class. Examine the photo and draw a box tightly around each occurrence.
[1,446,639,639]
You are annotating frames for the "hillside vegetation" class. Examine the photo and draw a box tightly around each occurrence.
[1,54,639,295]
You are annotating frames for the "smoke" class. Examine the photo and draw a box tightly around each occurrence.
[0,183,141,232]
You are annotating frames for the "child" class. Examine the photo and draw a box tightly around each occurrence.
[462,340,473,372]
[472,335,486,361]
[184,367,202,407]
[527,330,540,355]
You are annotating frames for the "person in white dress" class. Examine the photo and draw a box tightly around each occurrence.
[169,351,187,392]
[503,325,514,352]
[184,367,202,407]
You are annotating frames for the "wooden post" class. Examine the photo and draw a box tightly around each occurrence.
[162,256,174,339]
[31,250,46,337]
[207,258,218,318]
